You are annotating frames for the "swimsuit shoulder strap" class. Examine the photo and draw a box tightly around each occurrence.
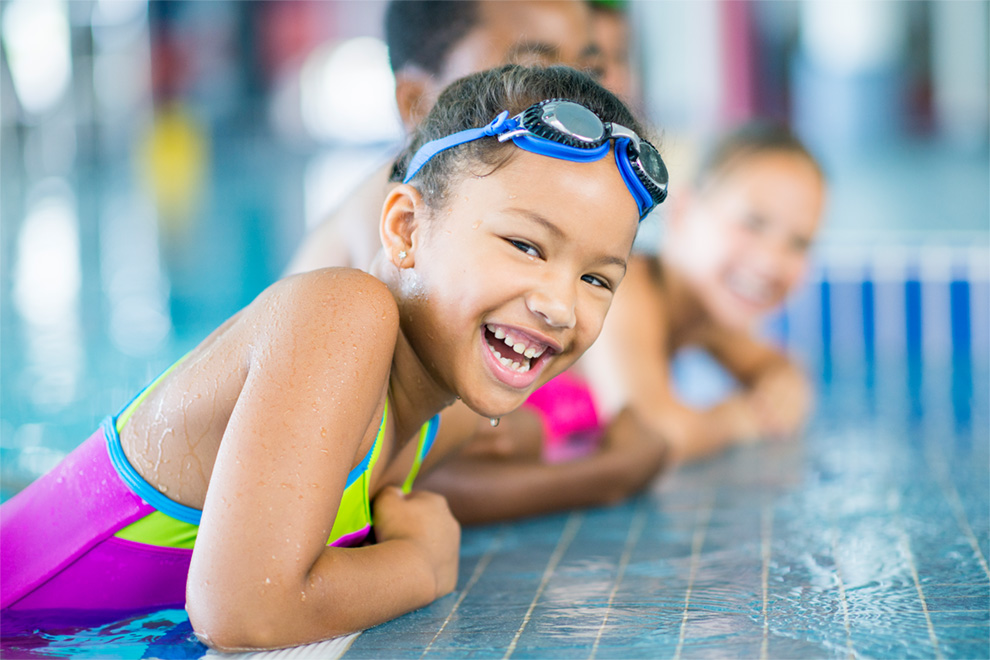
[401,414,441,494]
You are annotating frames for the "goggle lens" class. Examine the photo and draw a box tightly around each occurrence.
[543,102,605,144]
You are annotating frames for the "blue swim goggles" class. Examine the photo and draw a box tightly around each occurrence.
[403,99,668,220]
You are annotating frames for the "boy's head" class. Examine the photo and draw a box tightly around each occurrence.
[665,121,827,330]
[588,0,635,103]
[385,0,596,130]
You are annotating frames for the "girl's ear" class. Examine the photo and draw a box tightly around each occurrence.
[394,71,436,132]
[380,183,424,268]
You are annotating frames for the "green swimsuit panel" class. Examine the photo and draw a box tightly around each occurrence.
[110,358,440,549]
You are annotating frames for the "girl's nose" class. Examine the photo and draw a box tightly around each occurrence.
[526,280,577,330]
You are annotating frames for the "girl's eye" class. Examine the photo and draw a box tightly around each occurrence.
[581,274,612,290]
[789,235,811,253]
[508,239,542,259]
[742,214,766,233]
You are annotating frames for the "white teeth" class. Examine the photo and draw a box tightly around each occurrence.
[485,323,549,366]
[727,273,773,304]
[487,339,531,373]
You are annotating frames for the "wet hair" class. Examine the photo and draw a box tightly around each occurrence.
[385,1,480,75]
[694,120,825,190]
[390,64,652,209]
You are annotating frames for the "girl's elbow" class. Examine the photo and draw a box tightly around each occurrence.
[187,590,286,651]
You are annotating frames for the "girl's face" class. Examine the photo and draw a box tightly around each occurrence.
[668,151,825,330]
[402,149,639,418]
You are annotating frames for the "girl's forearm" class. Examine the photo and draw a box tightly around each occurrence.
[188,539,438,652]
[641,395,759,463]
[422,428,669,525]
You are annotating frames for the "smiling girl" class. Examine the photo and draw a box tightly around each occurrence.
[0,64,667,650]
[583,120,827,460]
[418,121,825,526]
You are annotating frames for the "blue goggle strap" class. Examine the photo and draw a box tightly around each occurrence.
[507,134,611,163]
[403,111,652,220]
[613,137,654,219]
[403,111,514,183]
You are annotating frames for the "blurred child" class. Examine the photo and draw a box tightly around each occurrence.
[0,65,668,651]
[589,0,638,105]
[423,121,824,521]
[285,0,598,275]
[584,120,827,460]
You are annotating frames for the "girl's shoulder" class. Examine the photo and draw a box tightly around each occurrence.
[258,268,400,341]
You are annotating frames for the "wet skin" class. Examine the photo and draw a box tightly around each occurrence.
[116,148,639,648]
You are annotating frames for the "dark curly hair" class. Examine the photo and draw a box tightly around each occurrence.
[390,64,656,209]
[385,1,480,75]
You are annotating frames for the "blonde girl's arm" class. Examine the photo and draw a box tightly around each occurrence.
[582,256,764,462]
[699,325,813,438]
[186,270,456,652]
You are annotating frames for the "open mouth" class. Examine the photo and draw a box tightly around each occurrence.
[483,323,554,374]
[726,271,776,307]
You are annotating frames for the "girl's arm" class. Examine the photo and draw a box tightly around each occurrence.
[186,271,458,651]
[418,406,670,525]
[699,326,812,439]
[582,257,768,462]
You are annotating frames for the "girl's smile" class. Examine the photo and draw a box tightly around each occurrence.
[667,151,824,330]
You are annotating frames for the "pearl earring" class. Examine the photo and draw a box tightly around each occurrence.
[490,417,500,428]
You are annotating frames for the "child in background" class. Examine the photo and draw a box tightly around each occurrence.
[582,120,826,461]
[285,0,599,275]
[0,64,668,650]
[423,121,824,521]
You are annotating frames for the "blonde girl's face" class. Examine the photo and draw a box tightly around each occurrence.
[403,149,639,419]
[671,151,825,330]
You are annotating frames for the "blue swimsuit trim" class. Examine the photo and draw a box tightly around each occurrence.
[103,415,381,526]
[103,416,204,525]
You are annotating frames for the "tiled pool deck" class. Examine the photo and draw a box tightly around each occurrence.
[1,361,987,658]
[339,364,989,659]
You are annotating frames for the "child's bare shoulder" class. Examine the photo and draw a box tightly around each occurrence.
[252,268,399,348]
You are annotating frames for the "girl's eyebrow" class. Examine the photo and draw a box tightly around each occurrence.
[504,208,627,271]
[505,207,565,239]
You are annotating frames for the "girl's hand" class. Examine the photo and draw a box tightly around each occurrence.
[373,487,460,598]
[749,368,812,438]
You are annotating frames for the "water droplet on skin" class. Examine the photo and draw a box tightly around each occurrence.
[472,220,481,230]
[265,578,271,585]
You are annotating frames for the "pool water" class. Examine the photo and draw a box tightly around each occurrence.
[2,360,986,659]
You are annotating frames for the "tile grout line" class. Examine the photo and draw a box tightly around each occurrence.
[922,408,990,580]
[588,502,649,660]
[673,491,716,660]
[929,444,990,581]
[420,525,507,659]
[503,511,583,660]
[759,503,773,660]
[890,489,943,660]
[829,525,856,659]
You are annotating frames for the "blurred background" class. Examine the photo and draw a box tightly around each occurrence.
[1,0,987,498]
